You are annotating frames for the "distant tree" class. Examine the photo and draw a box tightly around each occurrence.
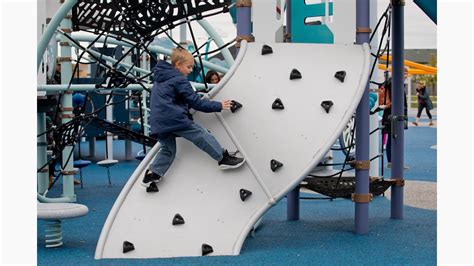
[413,52,437,94]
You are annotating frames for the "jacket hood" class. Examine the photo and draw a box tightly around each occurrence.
[153,60,181,83]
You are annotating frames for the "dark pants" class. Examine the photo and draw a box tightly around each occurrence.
[149,123,224,176]
[417,103,432,119]
[386,134,392,163]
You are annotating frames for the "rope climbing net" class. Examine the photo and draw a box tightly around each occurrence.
[38,0,235,191]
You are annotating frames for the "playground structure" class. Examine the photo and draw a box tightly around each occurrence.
[37,0,436,258]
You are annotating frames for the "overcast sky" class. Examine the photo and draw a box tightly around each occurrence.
[378,0,437,49]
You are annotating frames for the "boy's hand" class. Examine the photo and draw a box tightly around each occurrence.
[221,100,232,110]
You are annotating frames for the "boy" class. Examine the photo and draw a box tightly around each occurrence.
[142,48,245,191]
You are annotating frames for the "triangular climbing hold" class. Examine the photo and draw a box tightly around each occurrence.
[334,71,346,82]
[271,159,283,172]
[290,69,302,80]
[202,244,213,256]
[321,100,334,113]
[239,189,252,201]
[230,100,243,113]
[272,98,284,110]
[261,44,273,55]
[172,213,185,225]
[123,241,135,253]
[146,182,159,193]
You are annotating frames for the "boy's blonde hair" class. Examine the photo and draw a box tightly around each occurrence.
[171,48,193,66]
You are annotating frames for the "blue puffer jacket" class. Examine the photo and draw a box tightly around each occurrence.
[149,60,222,137]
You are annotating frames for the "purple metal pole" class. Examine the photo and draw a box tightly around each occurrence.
[287,186,300,221]
[285,0,299,221]
[390,0,405,219]
[354,0,370,234]
[236,0,252,47]
[285,0,291,42]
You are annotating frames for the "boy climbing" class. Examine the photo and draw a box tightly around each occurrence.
[142,48,245,192]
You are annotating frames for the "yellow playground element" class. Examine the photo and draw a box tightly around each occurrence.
[378,54,437,75]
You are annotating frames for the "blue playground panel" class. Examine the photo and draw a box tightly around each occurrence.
[291,0,334,44]
[414,0,437,24]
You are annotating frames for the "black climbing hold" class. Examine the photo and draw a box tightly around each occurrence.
[321,100,334,113]
[230,100,243,113]
[290,69,302,80]
[172,213,185,225]
[146,182,159,193]
[270,159,283,172]
[261,44,273,55]
[202,244,213,256]
[239,189,252,201]
[334,71,346,82]
[272,98,284,110]
[123,241,135,253]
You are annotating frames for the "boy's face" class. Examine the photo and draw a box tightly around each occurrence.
[176,57,194,77]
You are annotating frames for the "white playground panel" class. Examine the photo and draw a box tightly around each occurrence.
[95,41,370,259]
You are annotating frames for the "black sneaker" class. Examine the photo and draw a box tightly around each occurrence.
[218,150,245,170]
[141,169,162,187]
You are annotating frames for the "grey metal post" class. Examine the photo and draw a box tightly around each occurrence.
[59,8,76,202]
[354,0,371,234]
[236,0,253,47]
[390,0,405,219]
[89,137,96,157]
[125,48,134,161]
[37,112,49,193]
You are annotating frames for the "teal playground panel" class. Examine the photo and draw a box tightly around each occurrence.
[291,0,334,44]
[414,0,437,24]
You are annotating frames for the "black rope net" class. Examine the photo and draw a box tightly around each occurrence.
[302,176,396,199]
[38,0,234,185]
[72,0,231,43]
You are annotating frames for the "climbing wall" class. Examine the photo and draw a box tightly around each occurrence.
[95,41,370,259]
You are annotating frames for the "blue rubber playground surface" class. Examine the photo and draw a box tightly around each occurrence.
[37,113,437,265]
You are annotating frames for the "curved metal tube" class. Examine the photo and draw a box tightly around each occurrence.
[69,33,230,74]
[37,0,77,71]
[197,19,235,67]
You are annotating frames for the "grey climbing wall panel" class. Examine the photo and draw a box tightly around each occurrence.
[95,41,370,259]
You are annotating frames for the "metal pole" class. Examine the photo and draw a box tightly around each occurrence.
[197,19,235,66]
[37,0,77,71]
[125,49,133,161]
[287,186,300,221]
[236,0,253,48]
[285,0,299,221]
[285,0,291,42]
[67,32,230,73]
[106,94,114,161]
[369,0,380,178]
[37,112,49,193]
[390,0,405,219]
[37,83,213,92]
[180,19,187,45]
[354,0,371,234]
[89,137,96,157]
[59,10,76,202]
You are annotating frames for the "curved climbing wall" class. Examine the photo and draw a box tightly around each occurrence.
[96,41,370,259]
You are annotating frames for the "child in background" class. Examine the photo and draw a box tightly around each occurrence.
[205,70,221,84]
[142,48,245,191]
